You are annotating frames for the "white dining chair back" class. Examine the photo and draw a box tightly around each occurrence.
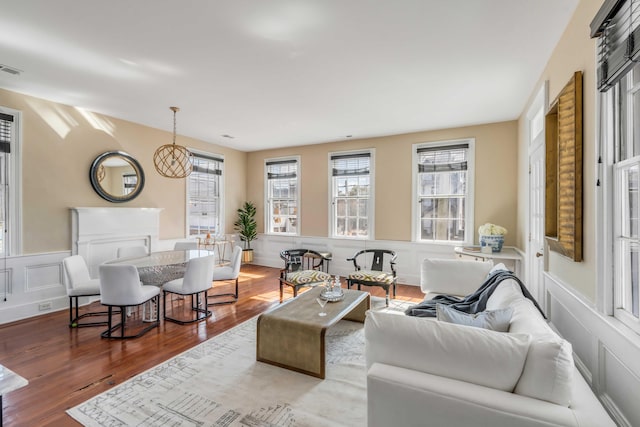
[63,255,94,292]
[98,264,161,339]
[180,255,216,294]
[62,255,108,328]
[116,246,148,259]
[162,255,215,324]
[174,241,198,250]
[208,246,242,306]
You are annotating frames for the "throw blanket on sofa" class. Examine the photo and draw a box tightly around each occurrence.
[404,270,545,318]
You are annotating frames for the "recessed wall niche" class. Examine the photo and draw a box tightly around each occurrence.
[545,71,583,261]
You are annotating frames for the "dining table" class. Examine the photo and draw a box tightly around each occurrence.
[104,249,216,287]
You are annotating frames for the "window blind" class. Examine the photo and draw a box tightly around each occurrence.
[591,0,640,91]
[192,154,223,175]
[267,159,297,180]
[331,152,370,176]
[0,112,13,154]
[417,144,468,173]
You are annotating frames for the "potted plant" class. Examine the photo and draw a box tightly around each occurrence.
[234,201,257,263]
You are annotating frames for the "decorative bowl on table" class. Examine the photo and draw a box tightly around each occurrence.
[320,288,345,302]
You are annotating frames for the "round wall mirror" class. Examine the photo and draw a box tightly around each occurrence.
[89,151,145,203]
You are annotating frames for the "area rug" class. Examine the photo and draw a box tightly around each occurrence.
[67,299,412,427]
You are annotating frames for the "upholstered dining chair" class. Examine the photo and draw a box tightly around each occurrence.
[346,249,397,306]
[174,241,198,250]
[208,245,242,306]
[163,255,215,324]
[62,255,110,328]
[279,249,331,302]
[98,264,160,339]
[116,246,148,259]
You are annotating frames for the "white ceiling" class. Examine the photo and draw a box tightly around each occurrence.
[0,0,578,152]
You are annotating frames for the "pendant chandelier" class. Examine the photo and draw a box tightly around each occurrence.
[153,106,193,178]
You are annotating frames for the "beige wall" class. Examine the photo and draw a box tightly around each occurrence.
[0,88,247,254]
[247,120,519,243]
[517,0,601,301]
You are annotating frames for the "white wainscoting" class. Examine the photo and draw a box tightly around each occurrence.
[0,251,70,325]
[252,234,464,285]
[544,273,640,427]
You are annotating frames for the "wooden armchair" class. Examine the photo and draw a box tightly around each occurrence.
[346,249,397,306]
[279,249,331,302]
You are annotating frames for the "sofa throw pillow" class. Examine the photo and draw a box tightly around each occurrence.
[514,337,574,406]
[436,304,513,332]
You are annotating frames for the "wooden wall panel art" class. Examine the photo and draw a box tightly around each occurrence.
[545,71,583,261]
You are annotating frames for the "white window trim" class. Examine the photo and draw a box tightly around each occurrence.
[596,88,615,316]
[327,148,375,240]
[411,138,475,245]
[597,71,640,334]
[0,106,22,256]
[185,148,225,238]
[264,155,300,236]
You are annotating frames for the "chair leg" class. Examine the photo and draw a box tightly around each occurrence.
[207,278,239,306]
[165,291,212,325]
[101,298,159,339]
[279,281,284,303]
[69,295,111,328]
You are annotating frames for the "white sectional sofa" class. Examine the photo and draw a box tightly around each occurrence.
[364,259,615,427]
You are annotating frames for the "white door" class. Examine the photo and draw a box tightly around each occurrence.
[527,84,547,306]
[528,144,545,303]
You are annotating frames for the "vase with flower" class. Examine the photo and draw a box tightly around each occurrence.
[478,223,507,253]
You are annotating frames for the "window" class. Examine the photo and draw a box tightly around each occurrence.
[607,66,640,330]
[413,140,474,243]
[187,153,223,237]
[0,108,20,256]
[329,151,373,238]
[265,158,299,235]
[122,173,137,196]
[592,0,640,332]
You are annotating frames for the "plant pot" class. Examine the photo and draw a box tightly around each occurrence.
[241,249,254,263]
[479,235,504,253]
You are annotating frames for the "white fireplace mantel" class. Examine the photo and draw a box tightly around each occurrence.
[71,207,163,277]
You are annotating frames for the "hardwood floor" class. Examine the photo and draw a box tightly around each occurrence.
[0,264,423,426]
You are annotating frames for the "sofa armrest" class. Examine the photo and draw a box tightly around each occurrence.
[368,363,579,427]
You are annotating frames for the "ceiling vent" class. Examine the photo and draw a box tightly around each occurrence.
[0,65,22,75]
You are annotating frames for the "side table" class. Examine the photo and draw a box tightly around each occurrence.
[453,246,523,276]
[0,365,28,426]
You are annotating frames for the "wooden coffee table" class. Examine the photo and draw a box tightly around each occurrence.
[256,287,370,379]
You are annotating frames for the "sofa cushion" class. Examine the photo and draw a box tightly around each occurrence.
[515,337,574,406]
[508,298,556,337]
[486,278,524,311]
[365,311,530,392]
[348,270,394,284]
[420,258,493,296]
[284,269,331,285]
[436,304,513,332]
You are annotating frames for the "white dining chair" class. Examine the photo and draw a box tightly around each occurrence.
[62,255,110,328]
[174,241,198,250]
[116,246,148,259]
[98,264,160,339]
[163,255,215,324]
[208,246,242,306]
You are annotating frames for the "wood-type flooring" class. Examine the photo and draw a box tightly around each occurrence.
[0,264,423,426]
